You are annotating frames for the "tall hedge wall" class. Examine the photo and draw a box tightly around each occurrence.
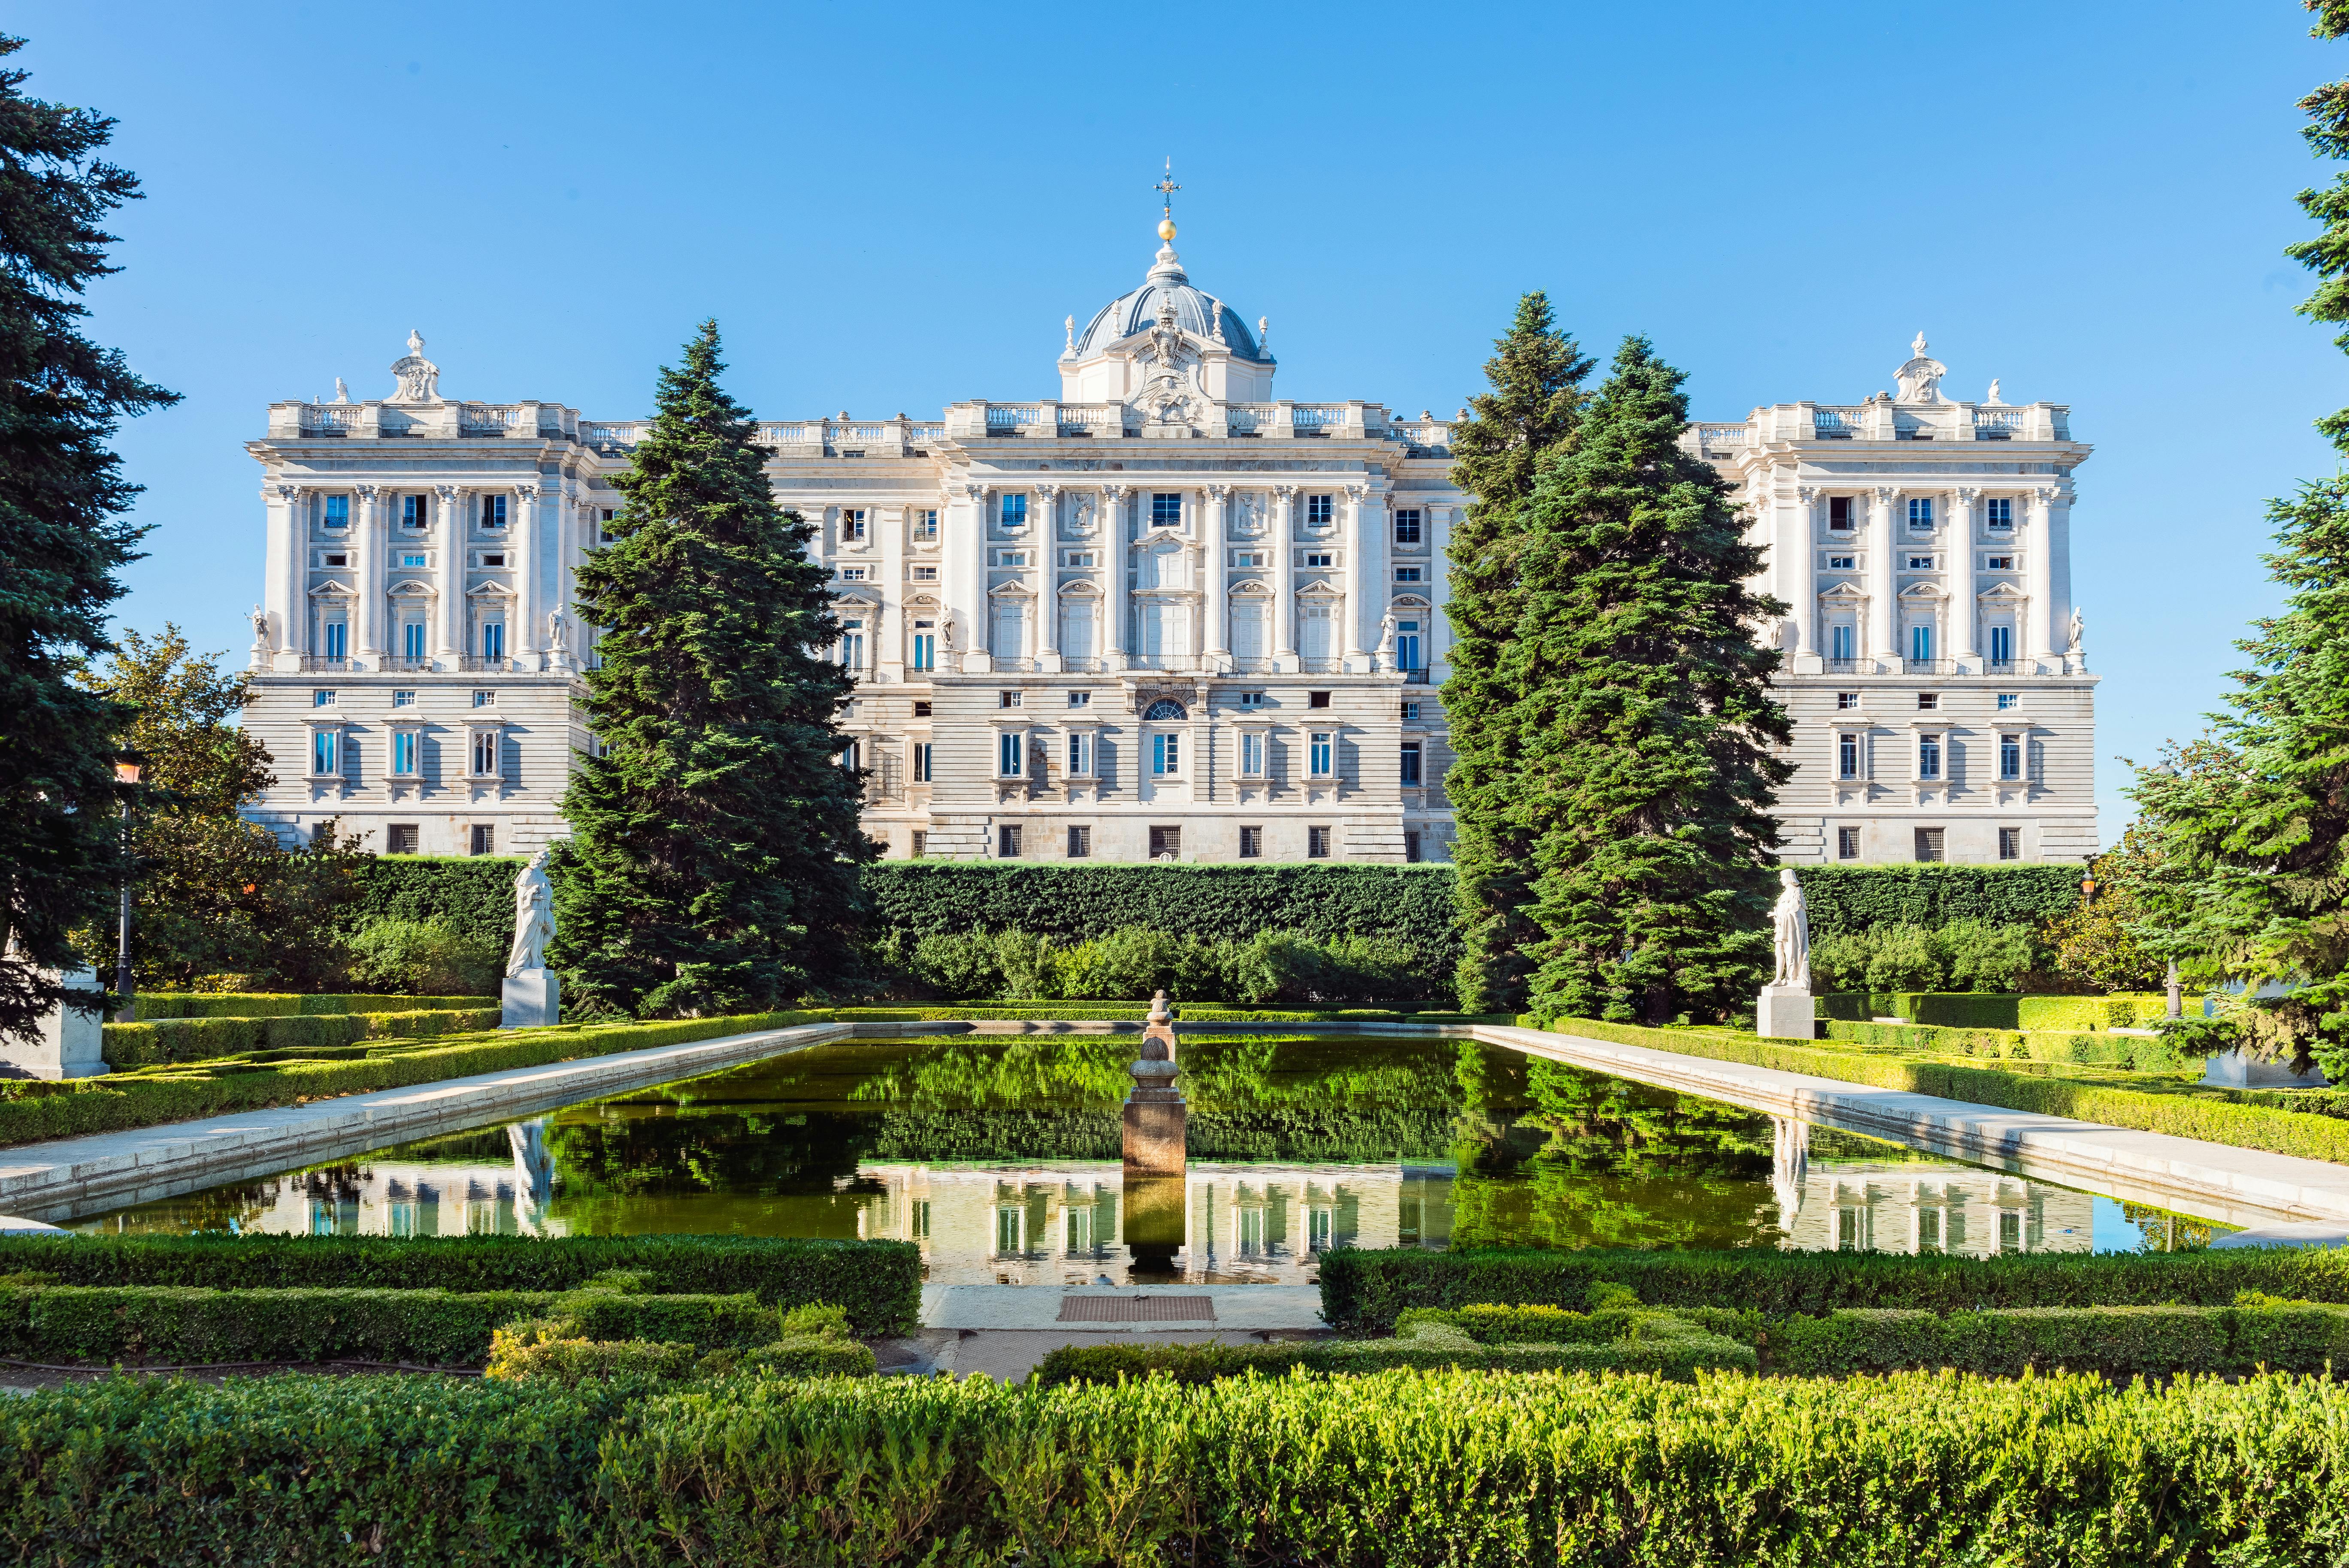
[335,857,2083,958]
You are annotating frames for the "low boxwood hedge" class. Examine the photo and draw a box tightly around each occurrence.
[0,1234,920,1334]
[101,1006,503,1068]
[132,992,490,1019]
[0,1010,825,1149]
[1547,1015,2349,1163]
[1819,1018,2191,1070]
[0,1283,781,1367]
[1752,1301,2349,1378]
[1812,992,2176,1031]
[1317,1244,2349,1331]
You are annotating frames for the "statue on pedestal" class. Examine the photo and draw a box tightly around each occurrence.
[1122,990,1187,1274]
[502,848,561,1028]
[1756,868,1814,1041]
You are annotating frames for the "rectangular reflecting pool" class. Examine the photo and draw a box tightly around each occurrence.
[73,1036,2234,1282]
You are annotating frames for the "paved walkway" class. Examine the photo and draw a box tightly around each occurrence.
[0,1021,854,1222]
[1483,1025,2349,1230]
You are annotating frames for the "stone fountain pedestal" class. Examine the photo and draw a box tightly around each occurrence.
[1756,984,1815,1041]
[1123,990,1186,1274]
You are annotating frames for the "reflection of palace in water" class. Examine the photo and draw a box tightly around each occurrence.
[1770,1118,2095,1256]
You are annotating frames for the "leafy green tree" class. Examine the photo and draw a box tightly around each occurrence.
[2042,823,2167,993]
[0,35,177,1040]
[2128,7,2349,1073]
[1509,338,1792,1026]
[1441,291,1593,1014]
[554,322,873,1017]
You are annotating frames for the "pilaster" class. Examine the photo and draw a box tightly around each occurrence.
[1868,486,1899,663]
[1102,484,1129,670]
[1272,485,1298,671]
[1204,484,1230,666]
[354,484,385,664]
[435,485,468,663]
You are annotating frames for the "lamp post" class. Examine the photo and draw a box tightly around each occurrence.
[113,761,139,1022]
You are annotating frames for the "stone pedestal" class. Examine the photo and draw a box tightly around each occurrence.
[1756,985,1816,1042]
[502,968,560,1029]
[1122,1099,1186,1175]
[1,968,108,1079]
[1122,1172,1186,1277]
[2200,1049,2331,1090]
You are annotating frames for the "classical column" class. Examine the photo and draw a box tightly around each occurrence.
[513,484,540,667]
[1341,486,1368,666]
[879,504,908,681]
[353,485,384,664]
[942,483,987,671]
[435,485,468,664]
[1428,503,1454,682]
[1035,486,1060,671]
[1204,484,1231,666]
[1948,487,1978,667]
[1786,487,1816,654]
[1868,486,1899,666]
[1102,485,1129,669]
[266,484,305,667]
[1272,485,1297,669]
[2026,485,2060,666]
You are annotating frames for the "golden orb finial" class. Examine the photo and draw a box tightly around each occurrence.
[1158,215,1177,242]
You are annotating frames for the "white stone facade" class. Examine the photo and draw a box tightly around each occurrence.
[237,240,2092,866]
[1684,335,2098,863]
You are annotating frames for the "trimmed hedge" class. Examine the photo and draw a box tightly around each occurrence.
[1818,991,2176,1031]
[1034,1308,1754,1385]
[1793,863,2083,934]
[1756,1302,2349,1378]
[0,1233,920,1333]
[0,1011,823,1149]
[1819,1017,2189,1070]
[133,992,490,1019]
[101,1005,502,1067]
[0,1284,779,1366]
[342,855,532,948]
[8,1368,2349,1563]
[1317,1244,2349,1332]
[1548,1014,2349,1164]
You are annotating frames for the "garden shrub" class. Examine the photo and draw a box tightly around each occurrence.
[132,992,492,1018]
[890,923,1451,1008]
[0,1233,920,1334]
[1808,921,2043,995]
[7,1368,2349,1563]
[1317,1243,2349,1331]
[1758,1302,2349,1378]
[342,917,504,997]
[1546,1014,2349,1164]
[484,1330,703,1385]
[1792,863,2084,934]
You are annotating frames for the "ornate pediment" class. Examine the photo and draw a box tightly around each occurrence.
[1121,675,1206,717]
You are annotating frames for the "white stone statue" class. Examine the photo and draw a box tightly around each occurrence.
[250,604,271,651]
[506,847,555,977]
[1771,867,1810,990]
[1894,332,1946,404]
[940,611,959,652]
[1984,378,2004,406]
[1377,607,1398,655]
[2067,606,2085,654]
[332,377,350,404]
[1775,617,1801,654]
[390,328,441,404]
[547,609,570,655]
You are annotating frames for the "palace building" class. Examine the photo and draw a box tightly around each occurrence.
[236,215,2095,865]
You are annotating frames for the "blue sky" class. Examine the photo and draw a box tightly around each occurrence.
[21,3,2347,841]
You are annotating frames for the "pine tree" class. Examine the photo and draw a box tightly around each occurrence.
[1440,292,1592,1014]
[0,36,178,1042]
[1509,338,1792,1026]
[2128,3,2349,1073]
[553,322,874,1018]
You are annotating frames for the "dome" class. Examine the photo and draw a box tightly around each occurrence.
[1070,242,1267,362]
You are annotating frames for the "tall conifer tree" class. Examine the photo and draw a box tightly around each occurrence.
[554,322,872,1017]
[1510,338,1791,1026]
[1441,292,1592,1013]
[2126,2,2349,1071]
[0,36,177,1041]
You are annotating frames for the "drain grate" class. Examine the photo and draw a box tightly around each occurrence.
[1057,1294,1217,1323]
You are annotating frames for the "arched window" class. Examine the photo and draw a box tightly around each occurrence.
[1142,698,1187,721]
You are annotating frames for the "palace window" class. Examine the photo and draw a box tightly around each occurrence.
[910,830,926,858]
[480,552,506,567]
[1836,692,1860,710]
[1066,732,1092,775]
[1150,825,1181,859]
[1906,555,1934,570]
[478,618,506,661]
[1395,566,1422,583]
[1001,494,1028,530]
[1829,625,1856,663]
[1239,826,1263,859]
[1238,690,1266,707]
[2000,826,2022,860]
[1399,741,1423,786]
[1151,733,1180,776]
[323,495,349,529]
[840,739,863,773]
[312,729,340,775]
[1067,825,1092,858]
[1307,825,1332,858]
[1152,493,1182,528]
[912,509,939,542]
[1915,827,1946,863]
[1068,691,1090,708]
[1308,690,1331,708]
[473,689,496,707]
[999,690,1021,708]
[1910,625,1934,663]
[480,495,506,529]
[471,824,496,856]
[842,509,866,542]
[1837,733,1861,779]
[1305,494,1333,527]
[839,567,867,582]
[1240,731,1265,775]
[391,731,418,775]
[1838,826,1862,860]
[1394,509,1422,545]
[1985,497,2013,528]
[322,619,349,660]
[913,742,932,782]
[1405,830,1423,863]
[998,732,1023,777]
[837,618,866,667]
[1303,551,1335,567]
[1907,497,1934,529]
[1065,551,1096,568]
[996,551,1027,567]
[392,690,415,707]
[322,552,349,568]
[1309,731,1334,778]
[1987,554,2016,571]
[910,621,935,672]
[1828,555,1855,570]
[400,552,427,569]
[1917,692,1939,711]
[386,824,419,854]
[472,730,500,777]
[913,700,932,717]
[1828,496,1854,529]
[402,495,427,528]
[1918,733,1943,781]
[998,824,1023,857]
[1989,626,2016,665]
[911,564,938,582]
[1997,692,2019,711]
[313,689,337,708]
[1400,700,1420,720]
[2000,732,2023,781]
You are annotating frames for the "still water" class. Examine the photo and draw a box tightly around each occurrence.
[76,1036,2231,1283]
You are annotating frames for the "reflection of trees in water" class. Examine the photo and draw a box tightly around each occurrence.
[2120,1202,2219,1252]
[1448,1049,1786,1252]
[546,1107,872,1199]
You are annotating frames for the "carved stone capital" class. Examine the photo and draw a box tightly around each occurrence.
[436,484,467,502]
[515,484,537,501]
[1207,483,1231,501]
[276,484,306,503]
[1035,482,1060,499]
[354,483,379,501]
[1797,485,1820,503]
[1103,484,1129,501]
[1952,486,1981,506]
[1873,486,1901,505]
